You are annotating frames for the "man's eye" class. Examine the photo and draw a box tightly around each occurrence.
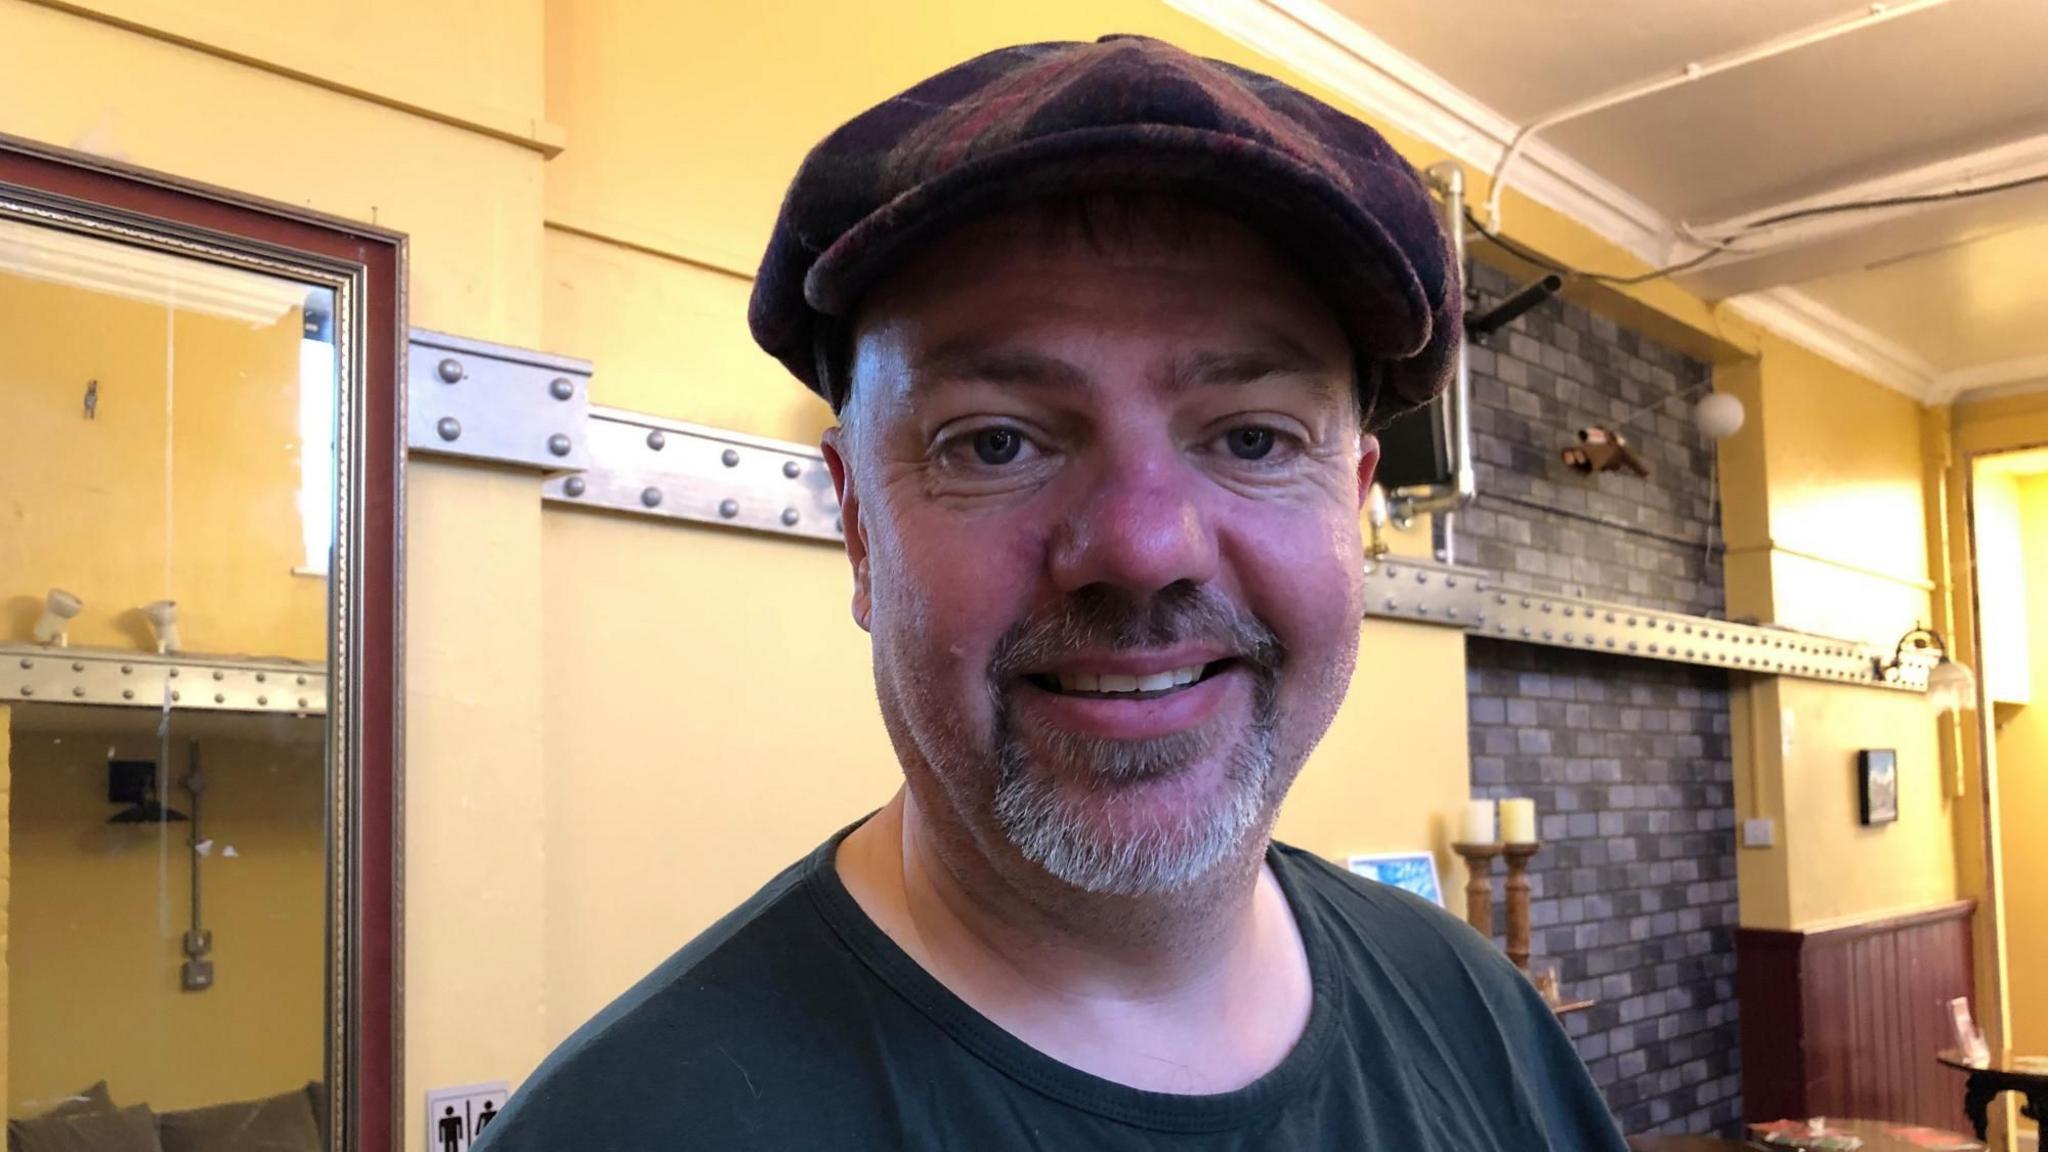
[971,427,1025,466]
[1223,427,1277,461]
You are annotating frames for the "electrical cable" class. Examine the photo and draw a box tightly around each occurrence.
[1463,168,2048,291]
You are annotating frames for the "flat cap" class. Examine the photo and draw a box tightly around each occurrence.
[749,34,1460,427]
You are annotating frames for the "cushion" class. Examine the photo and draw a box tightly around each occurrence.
[8,1104,161,1152]
[157,1089,319,1152]
[43,1082,115,1119]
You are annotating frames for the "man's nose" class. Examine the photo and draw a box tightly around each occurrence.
[1048,440,1219,598]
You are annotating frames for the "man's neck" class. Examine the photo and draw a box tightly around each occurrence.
[836,790,1313,1094]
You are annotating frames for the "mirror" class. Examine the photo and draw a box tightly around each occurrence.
[0,141,401,1152]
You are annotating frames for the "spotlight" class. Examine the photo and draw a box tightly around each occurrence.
[142,600,180,654]
[1874,625,1977,716]
[33,589,83,646]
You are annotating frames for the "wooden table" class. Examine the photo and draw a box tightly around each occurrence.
[1937,1048,2048,1141]
[1628,1117,1984,1151]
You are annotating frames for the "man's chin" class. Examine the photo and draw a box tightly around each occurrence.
[991,745,1269,897]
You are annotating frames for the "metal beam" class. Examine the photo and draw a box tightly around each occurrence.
[0,645,329,715]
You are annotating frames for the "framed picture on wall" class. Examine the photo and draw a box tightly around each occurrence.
[1859,749,1899,826]
[1347,852,1445,907]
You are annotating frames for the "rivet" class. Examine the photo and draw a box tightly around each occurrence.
[781,508,800,527]
[122,689,135,700]
[172,691,181,702]
[834,516,844,534]
[258,696,269,706]
[550,376,574,401]
[1417,606,1430,618]
[436,358,464,384]
[1497,594,1508,605]
[1542,630,1553,640]
[719,499,740,519]
[1563,607,1575,618]
[1542,603,1553,614]
[1497,623,1508,634]
[296,675,307,686]
[1520,627,1532,638]
[213,670,225,681]
[1445,576,1458,588]
[18,687,30,697]
[563,476,587,498]
[1649,644,1660,654]
[647,430,667,451]
[1520,598,1531,608]
[72,686,84,698]
[1629,642,1640,652]
[437,417,462,442]
[1565,632,1575,643]
[71,660,83,671]
[548,433,573,457]
[1607,639,1617,649]
[641,487,663,508]
[1606,613,1616,623]
[17,658,30,669]
[1447,607,1459,620]
[722,448,741,468]
[1385,598,1398,612]
[1476,613,1487,625]
[256,673,267,683]
[1627,616,1638,626]
[299,698,309,708]
[1415,572,1427,584]
[169,668,180,678]
[214,693,226,704]
[783,460,801,479]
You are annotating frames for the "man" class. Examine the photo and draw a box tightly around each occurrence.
[477,34,1627,1150]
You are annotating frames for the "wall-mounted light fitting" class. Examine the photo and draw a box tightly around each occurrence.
[32,588,83,646]
[1874,625,1977,715]
[142,599,180,654]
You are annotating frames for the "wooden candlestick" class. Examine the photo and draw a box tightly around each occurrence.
[1449,842,1502,938]
[1502,841,1541,972]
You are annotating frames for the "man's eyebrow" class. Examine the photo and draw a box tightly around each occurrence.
[910,343,1088,390]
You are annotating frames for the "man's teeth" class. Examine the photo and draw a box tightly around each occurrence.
[1054,665,1207,694]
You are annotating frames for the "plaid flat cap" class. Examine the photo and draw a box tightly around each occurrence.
[749,33,1460,427]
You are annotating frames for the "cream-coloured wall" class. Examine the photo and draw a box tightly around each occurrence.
[6,709,325,1115]
[1994,474,2048,1064]
[1977,472,2031,705]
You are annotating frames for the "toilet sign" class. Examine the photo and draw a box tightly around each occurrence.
[426,1081,509,1151]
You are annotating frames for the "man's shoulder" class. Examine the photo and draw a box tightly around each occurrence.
[474,849,887,1150]
[1270,842,1547,1019]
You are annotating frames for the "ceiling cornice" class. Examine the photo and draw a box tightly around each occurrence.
[1168,0,2016,406]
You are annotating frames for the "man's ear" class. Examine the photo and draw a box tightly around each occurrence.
[820,426,872,632]
[1356,432,1381,508]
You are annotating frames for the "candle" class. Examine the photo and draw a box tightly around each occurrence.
[1501,797,1537,844]
[1462,799,1496,845]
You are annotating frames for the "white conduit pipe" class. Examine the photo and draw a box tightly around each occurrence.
[1484,0,1956,230]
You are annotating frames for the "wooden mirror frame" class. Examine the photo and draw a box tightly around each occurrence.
[0,134,403,1152]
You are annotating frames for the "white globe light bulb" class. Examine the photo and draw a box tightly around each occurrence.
[1694,392,1746,440]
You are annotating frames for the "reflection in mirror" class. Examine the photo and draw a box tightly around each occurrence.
[0,214,337,1150]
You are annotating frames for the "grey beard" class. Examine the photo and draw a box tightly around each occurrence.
[990,684,1279,896]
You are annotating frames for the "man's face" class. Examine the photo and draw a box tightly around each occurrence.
[825,201,1377,898]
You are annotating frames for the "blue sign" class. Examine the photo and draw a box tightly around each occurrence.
[1346,852,1444,908]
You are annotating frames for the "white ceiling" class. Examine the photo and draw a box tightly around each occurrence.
[1178,0,2048,402]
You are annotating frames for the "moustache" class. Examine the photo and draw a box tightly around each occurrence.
[987,582,1283,688]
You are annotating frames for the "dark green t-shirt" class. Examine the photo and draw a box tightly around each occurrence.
[475,829,1627,1150]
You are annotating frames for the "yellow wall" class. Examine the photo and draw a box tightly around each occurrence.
[1,705,11,1112]
[1977,472,2032,705]
[1715,332,1955,932]
[5,708,325,1114]
[0,274,324,660]
[1992,474,2048,1062]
